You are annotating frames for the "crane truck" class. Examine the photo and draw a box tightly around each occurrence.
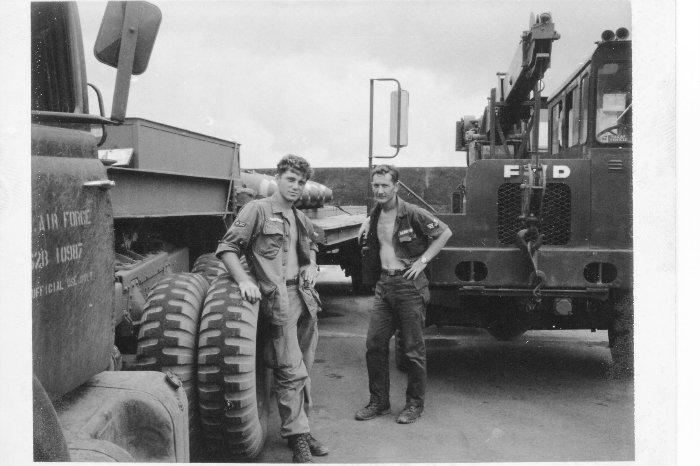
[378,13,633,377]
[31,1,365,461]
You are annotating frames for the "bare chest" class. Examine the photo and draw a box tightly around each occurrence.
[377,211,397,245]
[286,213,298,246]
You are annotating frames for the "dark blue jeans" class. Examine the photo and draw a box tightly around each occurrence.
[365,271,429,408]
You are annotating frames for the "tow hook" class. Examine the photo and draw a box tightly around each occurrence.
[516,161,547,310]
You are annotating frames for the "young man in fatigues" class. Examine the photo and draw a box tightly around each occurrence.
[216,155,329,463]
[355,165,452,424]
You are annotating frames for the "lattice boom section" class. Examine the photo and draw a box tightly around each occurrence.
[497,182,571,245]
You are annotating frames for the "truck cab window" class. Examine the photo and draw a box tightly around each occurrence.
[551,101,562,154]
[31,3,75,113]
[595,62,632,144]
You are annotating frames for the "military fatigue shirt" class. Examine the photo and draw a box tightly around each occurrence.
[215,196,321,323]
[364,196,448,284]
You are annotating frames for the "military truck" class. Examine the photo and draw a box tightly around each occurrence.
[31,1,364,461]
[371,14,633,376]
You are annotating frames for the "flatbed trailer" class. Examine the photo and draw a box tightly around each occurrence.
[100,117,366,281]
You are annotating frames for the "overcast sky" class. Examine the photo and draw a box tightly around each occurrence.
[77,1,630,168]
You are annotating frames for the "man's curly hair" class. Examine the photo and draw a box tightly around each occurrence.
[276,154,313,181]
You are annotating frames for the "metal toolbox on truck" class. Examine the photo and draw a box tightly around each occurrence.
[101,118,240,179]
[100,119,241,218]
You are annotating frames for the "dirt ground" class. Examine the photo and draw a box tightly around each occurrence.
[255,266,635,463]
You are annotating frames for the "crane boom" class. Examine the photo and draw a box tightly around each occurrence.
[499,12,560,107]
[458,12,559,156]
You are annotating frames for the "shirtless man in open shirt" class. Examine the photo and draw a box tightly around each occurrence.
[354,165,452,424]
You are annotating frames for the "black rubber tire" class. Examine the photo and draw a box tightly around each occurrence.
[608,291,633,378]
[134,272,209,451]
[197,273,272,460]
[484,299,532,341]
[192,253,228,284]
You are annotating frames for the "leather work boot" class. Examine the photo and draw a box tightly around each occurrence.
[355,401,391,420]
[287,433,329,456]
[396,405,423,424]
[306,434,330,456]
[289,434,313,463]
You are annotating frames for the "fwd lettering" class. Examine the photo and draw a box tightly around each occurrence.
[503,164,571,179]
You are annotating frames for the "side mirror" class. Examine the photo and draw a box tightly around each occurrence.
[94,1,161,75]
[389,90,409,148]
[94,1,161,122]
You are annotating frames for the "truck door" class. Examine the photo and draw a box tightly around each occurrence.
[31,2,116,397]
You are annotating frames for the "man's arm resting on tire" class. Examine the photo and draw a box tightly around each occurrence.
[220,251,261,303]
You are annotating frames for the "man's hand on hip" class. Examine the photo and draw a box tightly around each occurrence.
[403,260,427,280]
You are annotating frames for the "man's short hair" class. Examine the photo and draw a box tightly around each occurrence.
[371,164,399,184]
[277,154,313,181]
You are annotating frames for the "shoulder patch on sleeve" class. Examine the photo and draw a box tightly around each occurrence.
[233,220,247,228]
[426,219,440,229]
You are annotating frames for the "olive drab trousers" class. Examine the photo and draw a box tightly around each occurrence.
[264,285,320,438]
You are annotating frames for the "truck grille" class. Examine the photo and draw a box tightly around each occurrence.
[497,182,571,245]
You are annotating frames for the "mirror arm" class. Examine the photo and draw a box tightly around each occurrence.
[368,78,404,213]
[368,78,404,160]
[110,2,142,122]
[31,111,117,126]
[373,146,400,159]
[87,83,106,117]
[88,83,108,146]
[368,78,405,164]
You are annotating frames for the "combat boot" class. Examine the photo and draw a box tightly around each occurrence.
[287,433,329,456]
[396,404,423,424]
[289,434,313,463]
[355,400,391,420]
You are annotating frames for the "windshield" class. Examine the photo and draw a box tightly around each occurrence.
[595,62,632,144]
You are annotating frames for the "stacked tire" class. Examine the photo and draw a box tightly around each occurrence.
[192,253,227,285]
[135,254,271,461]
[197,273,272,460]
[134,272,210,452]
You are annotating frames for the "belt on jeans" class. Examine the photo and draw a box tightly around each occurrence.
[285,277,299,286]
[381,268,408,276]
